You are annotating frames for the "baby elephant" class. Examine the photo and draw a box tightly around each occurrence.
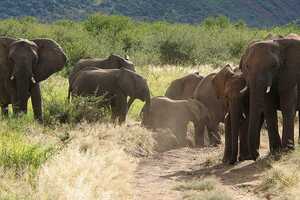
[69,68,150,124]
[141,96,210,146]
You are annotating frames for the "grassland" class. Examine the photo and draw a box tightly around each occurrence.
[1,15,300,199]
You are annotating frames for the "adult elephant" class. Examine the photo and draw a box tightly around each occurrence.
[239,34,300,160]
[141,96,210,146]
[165,72,203,100]
[68,54,136,107]
[69,68,150,124]
[0,37,67,121]
[212,65,265,164]
[193,73,226,146]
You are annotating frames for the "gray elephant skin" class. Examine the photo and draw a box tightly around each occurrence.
[69,68,150,124]
[240,34,300,160]
[212,65,256,164]
[193,73,226,146]
[141,96,209,146]
[0,37,67,121]
[165,72,203,100]
[69,54,135,84]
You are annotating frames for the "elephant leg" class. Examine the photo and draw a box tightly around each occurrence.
[110,99,118,124]
[223,114,232,163]
[298,110,300,144]
[31,83,43,122]
[127,97,135,111]
[264,98,281,154]
[115,95,128,124]
[194,122,205,146]
[239,117,250,161]
[1,104,9,116]
[280,87,297,150]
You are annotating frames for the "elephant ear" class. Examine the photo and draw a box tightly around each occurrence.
[0,37,16,74]
[32,39,67,82]
[225,73,247,99]
[212,64,234,99]
[117,68,136,97]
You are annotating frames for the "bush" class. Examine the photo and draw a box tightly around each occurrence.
[43,95,110,126]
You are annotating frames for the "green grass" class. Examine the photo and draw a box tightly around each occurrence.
[0,118,54,175]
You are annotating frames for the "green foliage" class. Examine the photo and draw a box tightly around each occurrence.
[41,77,110,126]
[0,14,298,72]
[0,119,53,175]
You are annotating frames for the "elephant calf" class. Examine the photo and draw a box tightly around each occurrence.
[165,72,203,100]
[69,68,150,124]
[212,65,253,164]
[141,96,210,146]
[193,73,226,146]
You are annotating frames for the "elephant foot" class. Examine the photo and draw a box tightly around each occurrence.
[282,146,295,153]
[229,159,238,165]
[238,154,252,162]
[250,151,260,161]
[222,156,230,164]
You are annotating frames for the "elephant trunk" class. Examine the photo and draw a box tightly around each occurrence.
[229,99,242,164]
[248,86,264,160]
[15,76,30,114]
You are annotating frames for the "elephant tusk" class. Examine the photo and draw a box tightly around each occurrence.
[240,86,248,94]
[266,86,271,93]
[31,77,36,84]
[10,75,14,80]
[225,112,229,118]
[242,113,246,119]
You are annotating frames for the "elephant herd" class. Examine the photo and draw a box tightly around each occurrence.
[1,33,300,165]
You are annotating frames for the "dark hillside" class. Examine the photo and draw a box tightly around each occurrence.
[0,0,300,27]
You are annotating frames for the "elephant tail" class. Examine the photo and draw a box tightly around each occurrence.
[140,102,151,127]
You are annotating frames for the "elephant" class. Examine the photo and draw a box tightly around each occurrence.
[239,34,300,160]
[68,54,136,108]
[193,73,227,146]
[69,68,150,124]
[165,72,203,100]
[0,37,67,121]
[69,54,135,84]
[141,96,210,146]
[212,65,261,164]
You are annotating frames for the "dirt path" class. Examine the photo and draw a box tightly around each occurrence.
[134,143,270,200]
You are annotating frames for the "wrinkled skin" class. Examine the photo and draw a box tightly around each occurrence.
[68,54,135,108]
[193,73,226,146]
[165,72,203,100]
[69,68,150,124]
[141,96,210,146]
[240,34,300,160]
[0,37,67,121]
[212,65,264,164]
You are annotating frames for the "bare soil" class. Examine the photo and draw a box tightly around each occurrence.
[134,134,270,200]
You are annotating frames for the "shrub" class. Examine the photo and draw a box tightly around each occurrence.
[43,95,110,126]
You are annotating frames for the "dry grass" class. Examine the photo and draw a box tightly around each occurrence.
[175,177,233,200]
[36,122,185,200]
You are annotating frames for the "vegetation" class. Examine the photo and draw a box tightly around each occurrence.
[0,14,299,76]
[0,0,300,27]
[0,14,299,199]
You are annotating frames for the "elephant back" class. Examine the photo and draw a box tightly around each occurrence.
[193,73,226,123]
